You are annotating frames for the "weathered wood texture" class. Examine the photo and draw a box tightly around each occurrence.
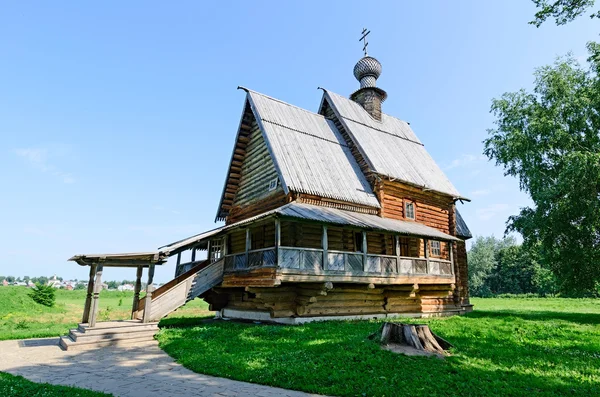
[378,180,454,234]
[321,100,374,184]
[227,190,288,225]
[378,322,452,355]
[294,193,378,215]
[212,282,460,318]
[454,240,469,305]
[230,119,283,208]
[280,221,323,249]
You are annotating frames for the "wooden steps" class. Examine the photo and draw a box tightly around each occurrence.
[59,320,159,351]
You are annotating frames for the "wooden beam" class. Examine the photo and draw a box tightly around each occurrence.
[449,241,454,274]
[142,263,155,323]
[131,266,143,319]
[245,228,251,268]
[362,231,368,271]
[274,219,280,266]
[81,263,97,323]
[89,264,104,328]
[424,239,430,274]
[395,235,401,273]
[322,225,328,270]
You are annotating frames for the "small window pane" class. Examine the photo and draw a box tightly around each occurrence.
[405,201,415,219]
[430,240,441,256]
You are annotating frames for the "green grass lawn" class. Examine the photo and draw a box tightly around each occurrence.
[0,372,111,396]
[156,297,600,397]
[0,286,213,340]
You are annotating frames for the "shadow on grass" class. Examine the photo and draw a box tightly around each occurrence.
[465,308,600,325]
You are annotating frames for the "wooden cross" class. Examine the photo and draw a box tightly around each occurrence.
[359,28,370,56]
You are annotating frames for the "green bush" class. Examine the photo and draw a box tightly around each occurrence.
[28,283,56,307]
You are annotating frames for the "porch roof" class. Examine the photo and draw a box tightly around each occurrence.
[162,202,460,251]
[272,202,461,242]
[69,252,169,267]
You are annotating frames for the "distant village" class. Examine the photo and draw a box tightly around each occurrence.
[0,275,163,291]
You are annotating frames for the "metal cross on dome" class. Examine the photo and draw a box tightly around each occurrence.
[359,28,370,56]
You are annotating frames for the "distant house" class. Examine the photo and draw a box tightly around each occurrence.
[47,275,62,288]
[2,279,8,287]
[118,284,135,291]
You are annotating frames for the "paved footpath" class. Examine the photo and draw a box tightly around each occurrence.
[0,338,323,397]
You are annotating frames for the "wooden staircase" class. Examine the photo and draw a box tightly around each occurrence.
[132,258,224,322]
[60,258,224,350]
[59,320,159,351]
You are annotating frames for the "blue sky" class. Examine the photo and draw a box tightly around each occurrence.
[0,1,596,283]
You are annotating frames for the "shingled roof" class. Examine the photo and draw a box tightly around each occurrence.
[320,90,465,199]
[217,87,468,221]
[216,89,381,220]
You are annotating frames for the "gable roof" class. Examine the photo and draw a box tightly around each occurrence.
[320,90,466,200]
[455,209,472,239]
[216,88,380,220]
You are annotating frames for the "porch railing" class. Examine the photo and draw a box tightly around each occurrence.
[224,246,452,276]
[224,247,277,272]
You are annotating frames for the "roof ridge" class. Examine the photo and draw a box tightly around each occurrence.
[321,88,424,147]
[341,116,424,146]
[244,88,327,119]
[260,118,349,147]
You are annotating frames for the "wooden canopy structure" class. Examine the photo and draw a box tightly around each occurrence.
[68,252,168,327]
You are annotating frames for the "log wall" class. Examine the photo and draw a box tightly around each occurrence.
[378,181,454,234]
[210,282,461,318]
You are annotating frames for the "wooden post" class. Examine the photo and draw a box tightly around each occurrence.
[424,239,430,274]
[274,219,281,266]
[394,235,401,273]
[322,225,328,270]
[142,263,155,323]
[191,246,196,262]
[223,235,229,256]
[175,252,181,277]
[89,264,104,328]
[449,241,454,274]
[245,228,251,268]
[82,263,97,323]
[362,231,368,271]
[131,266,143,319]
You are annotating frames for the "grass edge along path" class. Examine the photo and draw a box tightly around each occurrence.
[0,372,111,397]
[156,297,600,397]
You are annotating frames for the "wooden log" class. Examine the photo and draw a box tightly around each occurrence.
[308,300,384,308]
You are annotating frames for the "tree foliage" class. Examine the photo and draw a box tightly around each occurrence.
[531,0,599,26]
[468,236,557,296]
[484,45,600,294]
[28,283,56,307]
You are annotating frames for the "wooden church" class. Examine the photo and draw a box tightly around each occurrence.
[70,46,473,326]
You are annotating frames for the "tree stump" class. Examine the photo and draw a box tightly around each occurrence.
[378,322,453,355]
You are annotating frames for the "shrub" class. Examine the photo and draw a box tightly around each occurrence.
[28,283,56,307]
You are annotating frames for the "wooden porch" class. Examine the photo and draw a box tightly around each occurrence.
[215,219,456,287]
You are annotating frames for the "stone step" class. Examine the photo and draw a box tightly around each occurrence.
[77,321,159,335]
[69,329,158,343]
[59,334,157,351]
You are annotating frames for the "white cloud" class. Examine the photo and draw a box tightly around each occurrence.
[445,154,486,170]
[14,146,75,184]
[476,203,509,221]
[470,189,491,197]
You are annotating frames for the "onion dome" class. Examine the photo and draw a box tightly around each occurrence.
[353,56,382,88]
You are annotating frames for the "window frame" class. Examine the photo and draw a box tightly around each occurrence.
[430,240,441,257]
[210,237,225,262]
[404,200,416,220]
